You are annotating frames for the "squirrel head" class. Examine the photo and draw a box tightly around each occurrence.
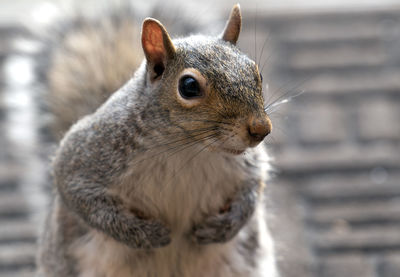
[141,4,271,155]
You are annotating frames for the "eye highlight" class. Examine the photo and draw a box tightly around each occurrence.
[179,76,202,99]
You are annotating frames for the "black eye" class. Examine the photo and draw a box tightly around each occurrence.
[260,73,263,82]
[179,76,202,99]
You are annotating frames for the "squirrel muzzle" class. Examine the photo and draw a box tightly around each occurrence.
[247,115,272,146]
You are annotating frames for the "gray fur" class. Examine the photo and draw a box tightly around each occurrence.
[38,7,278,277]
[191,179,258,244]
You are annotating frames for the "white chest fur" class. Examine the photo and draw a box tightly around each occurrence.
[73,145,273,277]
[118,146,251,233]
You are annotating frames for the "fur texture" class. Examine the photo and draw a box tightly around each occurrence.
[38,5,278,277]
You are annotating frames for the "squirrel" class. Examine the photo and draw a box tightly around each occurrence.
[37,3,278,277]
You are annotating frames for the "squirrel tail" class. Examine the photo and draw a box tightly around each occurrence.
[38,2,218,139]
[47,13,142,139]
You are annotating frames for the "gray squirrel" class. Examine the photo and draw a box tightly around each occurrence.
[38,4,278,277]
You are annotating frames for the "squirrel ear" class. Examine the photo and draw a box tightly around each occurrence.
[220,4,242,45]
[141,18,176,80]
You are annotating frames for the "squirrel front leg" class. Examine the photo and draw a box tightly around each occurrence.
[190,179,259,244]
[58,182,171,249]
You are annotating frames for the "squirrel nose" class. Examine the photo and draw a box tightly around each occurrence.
[247,116,272,143]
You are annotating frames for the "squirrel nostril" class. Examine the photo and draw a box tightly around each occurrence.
[248,120,271,142]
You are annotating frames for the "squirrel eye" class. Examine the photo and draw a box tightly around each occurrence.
[179,76,202,99]
[260,73,263,82]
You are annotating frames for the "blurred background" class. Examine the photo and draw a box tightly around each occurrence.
[0,0,400,276]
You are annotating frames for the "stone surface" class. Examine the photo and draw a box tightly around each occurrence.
[357,98,400,142]
[380,253,400,277]
[0,243,36,271]
[296,101,348,145]
[317,255,377,277]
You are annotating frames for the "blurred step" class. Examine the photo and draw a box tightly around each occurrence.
[0,27,32,56]
[0,192,31,219]
[259,9,400,43]
[312,226,400,253]
[299,69,400,95]
[274,144,400,174]
[0,271,35,277]
[380,253,400,277]
[317,254,376,277]
[282,36,380,50]
[267,67,400,97]
[301,174,400,204]
[0,243,36,271]
[281,40,386,70]
[0,178,18,193]
[276,21,382,43]
[0,220,38,243]
[308,199,400,227]
[357,98,400,142]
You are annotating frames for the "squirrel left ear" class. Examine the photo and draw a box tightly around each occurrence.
[142,18,176,80]
[220,4,242,45]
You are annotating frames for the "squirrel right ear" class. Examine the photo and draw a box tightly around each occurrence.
[141,18,176,80]
[221,4,242,45]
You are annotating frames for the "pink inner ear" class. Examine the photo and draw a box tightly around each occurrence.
[143,23,165,64]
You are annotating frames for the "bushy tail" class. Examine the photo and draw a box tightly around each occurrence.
[38,2,219,139]
[47,14,143,138]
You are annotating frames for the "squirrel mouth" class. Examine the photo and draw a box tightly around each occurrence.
[221,147,246,155]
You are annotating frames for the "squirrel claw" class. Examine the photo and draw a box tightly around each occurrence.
[190,186,257,245]
[190,213,239,244]
[124,219,171,249]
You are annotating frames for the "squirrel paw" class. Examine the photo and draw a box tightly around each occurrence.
[190,186,257,245]
[122,218,171,249]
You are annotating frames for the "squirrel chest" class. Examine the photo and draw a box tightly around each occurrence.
[114,147,248,233]
[70,148,267,277]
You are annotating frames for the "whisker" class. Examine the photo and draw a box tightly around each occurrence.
[130,112,232,127]
[147,129,217,152]
[164,132,219,159]
[254,4,258,62]
[265,89,305,113]
[264,75,313,113]
[150,131,217,154]
[265,78,308,108]
[265,79,295,107]
[260,50,274,76]
[267,111,287,119]
[164,136,221,188]
[130,129,218,166]
[159,126,219,138]
[185,119,231,125]
[257,33,270,68]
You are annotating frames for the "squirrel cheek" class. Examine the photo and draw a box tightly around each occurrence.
[176,96,203,109]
